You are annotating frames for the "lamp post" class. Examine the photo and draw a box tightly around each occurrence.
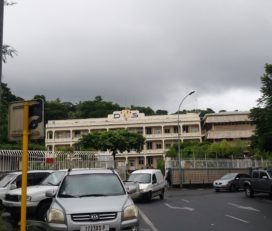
[177,90,195,168]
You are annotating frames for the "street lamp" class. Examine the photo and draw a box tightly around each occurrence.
[177,90,195,167]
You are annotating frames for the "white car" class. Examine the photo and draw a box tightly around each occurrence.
[3,170,67,220]
[127,169,166,201]
[0,170,52,208]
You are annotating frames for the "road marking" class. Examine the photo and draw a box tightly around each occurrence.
[228,202,260,212]
[181,199,190,203]
[225,214,249,223]
[164,203,195,211]
[139,208,159,231]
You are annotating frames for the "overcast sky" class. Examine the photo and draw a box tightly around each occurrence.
[2,0,272,114]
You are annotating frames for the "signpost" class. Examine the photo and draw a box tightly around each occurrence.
[8,99,44,231]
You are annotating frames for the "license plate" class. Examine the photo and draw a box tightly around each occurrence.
[80,224,110,231]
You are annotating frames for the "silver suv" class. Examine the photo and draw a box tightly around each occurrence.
[46,168,139,231]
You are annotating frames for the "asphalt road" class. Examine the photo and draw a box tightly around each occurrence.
[137,188,272,231]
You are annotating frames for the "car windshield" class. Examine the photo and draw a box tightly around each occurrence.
[128,173,151,183]
[41,171,66,186]
[58,173,125,197]
[267,170,272,178]
[0,173,17,188]
[220,173,237,180]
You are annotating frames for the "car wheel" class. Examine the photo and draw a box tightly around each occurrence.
[230,184,236,192]
[146,191,152,202]
[245,185,254,198]
[36,201,51,221]
[215,188,220,192]
[159,189,165,200]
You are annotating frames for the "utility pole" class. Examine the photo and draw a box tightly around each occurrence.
[0,0,4,143]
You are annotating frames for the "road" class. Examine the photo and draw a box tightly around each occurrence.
[137,188,272,231]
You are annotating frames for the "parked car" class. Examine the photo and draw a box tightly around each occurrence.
[213,173,250,192]
[46,168,139,231]
[0,170,52,208]
[126,169,165,201]
[244,169,272,197]
[3,169,67,220]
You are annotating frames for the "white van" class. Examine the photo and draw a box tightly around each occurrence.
[127,169,166,201]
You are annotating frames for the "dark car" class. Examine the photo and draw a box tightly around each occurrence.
[213,173,250,192]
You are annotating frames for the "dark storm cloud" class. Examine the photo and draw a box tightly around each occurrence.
[3,0,272,113]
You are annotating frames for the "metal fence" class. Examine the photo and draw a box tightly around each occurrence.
[166,158,272,169]
[0,150,127,180]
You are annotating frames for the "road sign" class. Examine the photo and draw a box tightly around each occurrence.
[8,99,44,141]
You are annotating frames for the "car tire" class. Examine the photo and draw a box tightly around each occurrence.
[159,189,165,200]
[146,191,152,202]
[215,188,220,192]
[36,201,51,221]
[245,185,254,198]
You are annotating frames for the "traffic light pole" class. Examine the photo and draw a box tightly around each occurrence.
[20,102,29,231]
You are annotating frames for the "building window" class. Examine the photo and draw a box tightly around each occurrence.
[164,128,170,134]
[129,160,134,167]
[174,126,179,133]
[165,143,171,149]
[146,127,152,134]
[138,157,144,165]
[156,143,162,149]
[155,128,161,134]
[146,141,153,150]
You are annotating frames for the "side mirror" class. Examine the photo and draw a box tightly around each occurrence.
[126,186,137,194]
[235,177,239,180]
[262,175,268,179]
[45,189,56,198]
[9,184,17,190]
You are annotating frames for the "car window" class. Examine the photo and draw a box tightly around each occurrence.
[128,173,151,183]
[252,172,259,178]
[268,170,272,178]
[0,174,17,188]
[28,172,51,186]
[58,173,125,197]
[152,174,157,184]
[41,171,66,186]
[15,175,22,188]
[260,172,268,178]
[220,173,237,180]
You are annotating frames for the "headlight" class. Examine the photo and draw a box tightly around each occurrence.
[123,204,138,221]
[47,208,65,224]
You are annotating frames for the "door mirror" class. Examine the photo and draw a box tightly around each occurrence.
[9,184,17,190]
[262,175,268,179]
[45,189,56,198]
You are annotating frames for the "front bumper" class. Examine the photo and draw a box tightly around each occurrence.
[48,213,139,231]
[2,200,38,215]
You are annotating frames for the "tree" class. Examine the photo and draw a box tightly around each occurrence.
[155,109,168,115]
[78,129,145,164]
[130,105,155,115]
[250,64,272,153]
[76,96,122,118]
[0,83,21,144]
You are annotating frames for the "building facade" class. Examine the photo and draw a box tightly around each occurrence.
[45,110,202,169]
[202,111,255,142]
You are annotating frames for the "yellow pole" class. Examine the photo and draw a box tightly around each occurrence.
[20,101,29,231]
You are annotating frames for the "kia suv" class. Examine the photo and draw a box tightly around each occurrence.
[46,168,139,231]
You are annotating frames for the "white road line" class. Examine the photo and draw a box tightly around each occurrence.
[139,208,159,231]
[164,203,195,211]
[181,199,190,203]
[225,214,249,224]
[228,202,260,212]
